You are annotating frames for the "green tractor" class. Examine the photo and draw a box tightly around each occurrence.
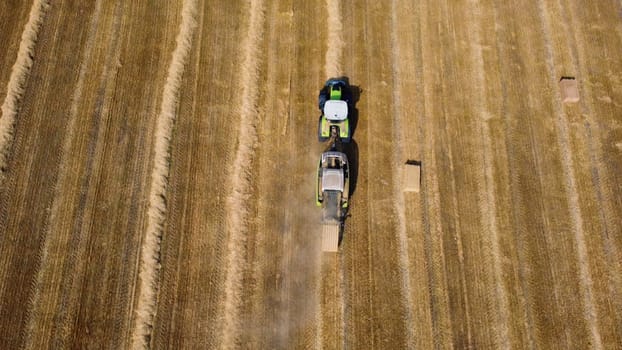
[318,78,352,143]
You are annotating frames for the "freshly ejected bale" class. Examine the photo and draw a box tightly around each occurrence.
[403,160,421,193]
[322,224,340,252]
[559,77,579,103]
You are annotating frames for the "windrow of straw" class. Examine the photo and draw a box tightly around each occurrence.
[219,0,265,348]
[131,0,198,348]
[324,0,343,78]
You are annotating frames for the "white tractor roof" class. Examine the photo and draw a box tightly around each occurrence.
[321,169,344,192]
[323,100,348,121]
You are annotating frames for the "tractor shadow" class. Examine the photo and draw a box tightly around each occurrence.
[348,84,362,139]
[343,139,358,198]
[339,138,358,246]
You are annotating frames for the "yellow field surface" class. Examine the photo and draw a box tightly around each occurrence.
[0,0,620,348]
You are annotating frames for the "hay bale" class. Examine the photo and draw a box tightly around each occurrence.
[322,224,339,252]
[559,77,579,103]
[402,161,421,193]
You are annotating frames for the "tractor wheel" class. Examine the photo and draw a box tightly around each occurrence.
[318,116,328,142]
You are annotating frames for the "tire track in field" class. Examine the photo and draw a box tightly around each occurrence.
[437,0,474,346]
[219,1,265,348]
[0,0,49,180]
[496,1,582,346]
[489,3,536,348]
[21,1,105,346]
[489,2,539,347]
[464,1,511,347]
[398,0,435,347]
[260,3,321,347]
[323,1,345,348]
[418,0,454,345]
[238,1,289,347]
[518,39,559,350]
[566,2,622,224]
[131,0,198,348]
[388,1,415,349]
[565,0,622,275]
[536,1,602,348]
[358,2,411,348]
[563,1,622,342]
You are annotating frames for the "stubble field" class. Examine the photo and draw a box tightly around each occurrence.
[0,0,621,349]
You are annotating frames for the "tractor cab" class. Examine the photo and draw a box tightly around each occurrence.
[323,100,348,122]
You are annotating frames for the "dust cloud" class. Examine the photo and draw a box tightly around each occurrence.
[240,147,324,349]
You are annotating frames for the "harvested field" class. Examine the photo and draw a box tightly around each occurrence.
[0,0,621,349]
